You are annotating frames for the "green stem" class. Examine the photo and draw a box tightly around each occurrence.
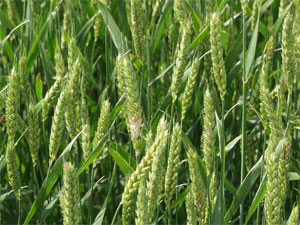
[146,37,151,121]
[87,166,94,224]
[286,93,291,121]
[18,198,21,225]
[111,202,122,225]
[166,101,175,225]
[33,165,39,196]
[170,100,175,131]
[240,12,247,225]
[257,133,266,224]
[220,100,225,225]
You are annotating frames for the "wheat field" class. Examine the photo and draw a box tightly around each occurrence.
[0,0,300,224]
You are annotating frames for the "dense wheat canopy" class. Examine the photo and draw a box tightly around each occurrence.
[1,0,300,224]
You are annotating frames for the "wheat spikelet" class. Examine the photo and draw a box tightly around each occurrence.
[150,0,164,27]
[31,0,41,23]
[60,162,81,225]
[278,0,288,20]
[49,90,67,166]
[6,136,21,200]
[281,12,295,95]
[287,205,299,225]
[147,120,169,223]
[80,57,90,98]
[202,88,218,222]
[259,36,274,129]
[186,188,198,225]
[187,147,206,224]
[6,67,18,138]
[67,38,77,72]
[61,7,71,64]
[19,57,32,105]
[65,58,80,144]
[164,123,181,207]
[92,100,110,167]
[80,98,91,161]
[5,0,20,25]
[27,103,40,167]
[210,13,227,100]
[181,58,200,120]
[205,171,218,223]
[251,0,258,31]
[122,54,143,158]
[203,0,214,87]
[122,118,168,225]
[264,144,282,225]
[171,22,191,103]
[174,0,187,24]
[202,88,215,177]
[241,0,248,15]
[42,50,66,121]
[135,178,148,224]
[93,0,111,41]
[116,54,127,98]
[278,137,291,207]
[130,0,147,63]
[168,19,176,62]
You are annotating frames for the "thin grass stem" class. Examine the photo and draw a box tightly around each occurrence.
[221,100,225,225]
[240,11,247,225]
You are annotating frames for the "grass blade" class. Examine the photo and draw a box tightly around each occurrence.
[244,174,267,225]
[224,156,262,223]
